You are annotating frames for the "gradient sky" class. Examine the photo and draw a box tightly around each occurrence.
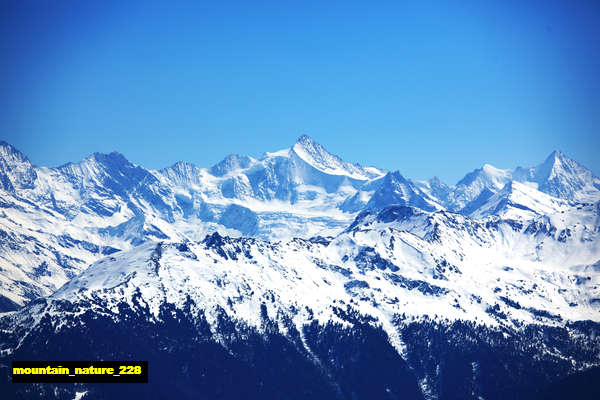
[1,0,599,184]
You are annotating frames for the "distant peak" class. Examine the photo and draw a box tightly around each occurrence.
[292,135,334,158]
[537,149,572,175]
[545,149,565,163]
[291,135,384,180]
[293,134,326,153]
[481,163,511,175]
[0,140,20,153]
[0,141,31,163]
[295,134,315,145]
[210,153,254,176]
[429,176,451,189]
[82,151,132,169]
[386,170,407,181]
[91,150,127,161]
[167,160,200,171]
[223,153,249,162]
[294,134,333,152]
[455,162,512,190]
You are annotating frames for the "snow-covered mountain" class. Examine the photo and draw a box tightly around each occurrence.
[45,201,600,329]
[0,136,385,308]
[0,137,599,311]
[364,171,443,212]
[420,151,600,211]
[512,150,600,201]
[1,136,600,399]
[292,134,384,180]
[464,181,572,220]
[449,163,513,211]
[1,202,599,399]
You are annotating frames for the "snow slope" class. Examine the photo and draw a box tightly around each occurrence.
[47,203,600,340]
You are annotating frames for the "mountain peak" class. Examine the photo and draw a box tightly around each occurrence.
[385,170,408,182]
[481,163,505,174]
[0,141,37,191]
[532,149,587,181]
[210,153,254,176]
[539,149,566,171]
[548,149,564,159]
[164,160,202,174]
[291,135,384,180]
[366,170,440,212]
[79,151,133,171]
[292,134,328,155]
[456,163,511,190]
[295,134,315,146]
[93,150,127,160]
[0,141,31,164]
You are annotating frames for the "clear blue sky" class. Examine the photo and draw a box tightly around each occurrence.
[1,0,599,184]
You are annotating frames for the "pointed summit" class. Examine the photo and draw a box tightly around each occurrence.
[295,134,315,146]
[57,149,153,198]
[291,135,384,180]
[0,141,31,164]
[456,163,511,189]
[550,149,563,158]
[365,171,440,212]
[513,150,600,202]
[0,141,37,191]
[210,154,255,177]
[159,160,207,187]
[449,163,512,211]
[546,149,564,162]
[90,150,130,166]
[536,150,565,178]
[291,134,330,160]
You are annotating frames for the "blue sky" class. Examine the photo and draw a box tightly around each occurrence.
[1,0,599,183]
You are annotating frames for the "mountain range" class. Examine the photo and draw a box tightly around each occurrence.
[0,136,599,399]
[1,136,599,309]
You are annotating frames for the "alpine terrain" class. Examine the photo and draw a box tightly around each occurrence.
[0,136,599,399]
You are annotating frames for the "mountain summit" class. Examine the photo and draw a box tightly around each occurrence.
[420,150,600,211]
[291,134,384,180]
[0,141,37,191]
[513,150,600,202]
